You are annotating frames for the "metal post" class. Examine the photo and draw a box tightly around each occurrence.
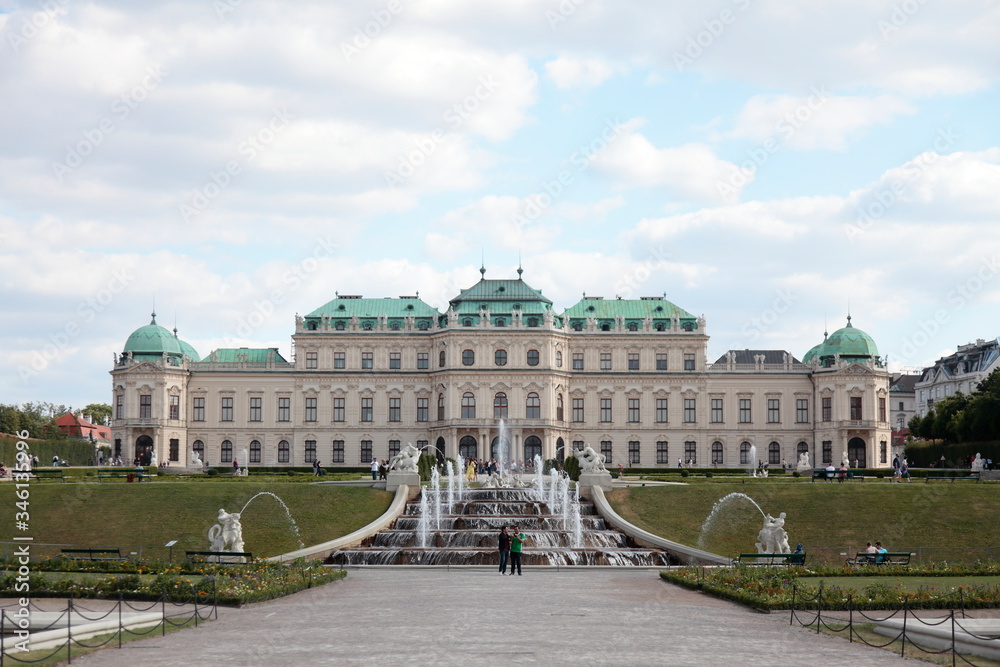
[67,595,73,664]
[951,610,957,667]
[162,594,166,636]
[900,598,908,657]
[2,607,7,667]
[848,594,854,643]
[118,594,123,649]
[817,584,823,634]
[789,585,795,625]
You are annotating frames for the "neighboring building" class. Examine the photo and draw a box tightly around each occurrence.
[914,338,1000,417]
[110,270,893,469]
[51,412,113,446]
[889,373,920,431]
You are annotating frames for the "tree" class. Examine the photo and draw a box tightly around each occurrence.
[82,403,112,425]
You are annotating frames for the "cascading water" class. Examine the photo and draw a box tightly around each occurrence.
[533,455,544,502]
[748,444,757,477]
[446,460,455,514]
[548,468,559,510]
[239,491,304,549]
[497,418,509,477]
[697,492,766,548]
[417,490,430,548]
[430,467,442,531]
[456,454,466,503]
[570,482,583,548]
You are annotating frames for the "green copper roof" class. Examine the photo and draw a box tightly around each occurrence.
[205,348,287,363]
[449,269,553,309]
[306,296,441,320]
[819,316,880,360]
[563,296,696,327]
[123,312,183,358]
[802,336,826,364]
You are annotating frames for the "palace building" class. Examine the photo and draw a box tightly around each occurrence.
[110,268,893,469]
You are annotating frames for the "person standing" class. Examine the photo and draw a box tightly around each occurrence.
[900,458,910,482]
[232,458,239,475]
[370,457,379,481]
[498,526,511,575]
[509,525,526,576]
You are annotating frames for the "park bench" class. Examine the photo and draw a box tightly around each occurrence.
[811,470,863,482]
[60,547,124,561]
[98,467,148,482]
[185,550,253,564]
[925,473,980,484]
[30,469,66,482]
[734,553,806,566]
[846,551,912,566]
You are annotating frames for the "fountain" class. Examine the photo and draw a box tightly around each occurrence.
[446,460,456,514]
[697,492,792,556]
[204,491,305,560]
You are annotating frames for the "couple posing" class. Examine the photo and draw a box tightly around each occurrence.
[497,525,526,576]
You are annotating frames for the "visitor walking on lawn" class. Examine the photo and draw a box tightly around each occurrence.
[498,526,511,575]
[509,525,526,576]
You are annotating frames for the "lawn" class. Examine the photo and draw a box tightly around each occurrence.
[606,481,1000,564]
[0,482,393,558]
[799,575,1000,594]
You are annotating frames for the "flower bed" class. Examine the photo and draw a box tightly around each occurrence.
[0,557,344,606]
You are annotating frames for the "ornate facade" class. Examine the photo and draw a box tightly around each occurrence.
[110,270,893,469]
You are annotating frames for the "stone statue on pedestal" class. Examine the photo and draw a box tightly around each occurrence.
[208,509,244,553]
[574,444,607,472]
[389,443,421,473]
[755,512,791,554]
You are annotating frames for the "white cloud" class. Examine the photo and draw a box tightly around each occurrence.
[544,56,619,89]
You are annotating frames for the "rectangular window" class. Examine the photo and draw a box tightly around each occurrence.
[139,394,152,419]
[822,440,832,464]
[850,396,863,421]
[417,397,429,422]
[193,397,205,422]
[361,397,373,422]
[417,352,429,370]
[306,351,318,369]
[389,397,401,422]
[305,397,317,422]
[572,353,584,370]
[389,352,401,369]
[572,398,584,423]
[362,352,373,369]
[767,398,780,424]
[627,398,640,423]
[278,397,290,422]
[710,398,723,423]
[333,397,345,422]
[360,440,373,463]
[684,353,695,371]
[572,440,584,453]
[169,438,179,462]
[389,440,400,458]
[822,397,832,422]
[656,441,669,464]
[684,441,696,465]
[880,440,887,464]
[332,440,345,463]
[796,399,808,423]
[628,353,639,371]
[739,398,751,423]
[169,395,179,420]
[655,398,669,423]
[249,396,262,422]
[334,352,345,369]
[600,398,612,423]
[600,352,612,371]
[600,440,613,466]
[656,353,667,371]
[116,394,124,419]
[878,397,886,422]
[683,398,696,423]
[221,397,233,422]
[437,395,444,421]
[416,440,428,455]
[898,401,904,411]
[221,440,232,463]
[305,439,317,463]
[628,440,640,465]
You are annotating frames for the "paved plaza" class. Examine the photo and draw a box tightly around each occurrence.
[68,568,908,666]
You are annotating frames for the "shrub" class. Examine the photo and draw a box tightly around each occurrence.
[563,455,581,481]
[680,469,689,477]
[206,469,218,476]
[543,458,559,475]
[704,472,713,478]
[792,471,801,478]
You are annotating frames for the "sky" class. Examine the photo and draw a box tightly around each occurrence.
[1,0,999,410]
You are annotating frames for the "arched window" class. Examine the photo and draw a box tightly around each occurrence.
[418,320,430,330]
[526,392,540,419]
[527,318,538,327]
[527,350,539,366]
[192,439,204,462]
[655,323,666,332]
[278,439,290,463]
[711,441,723,466]
[462,392,476,418]
[797,441,809,456]
[249,439,261,463]
[462,318,473,327]
[221,439,233,463]
[335,321,345,330]
[556,351,563,367]
[437,394,445,421]
[740,441,752,465]
[628,322,638,331]
[601,323,610,331]
[495,318,505,327]
[439,350,446,367]
[363,321,373,330]
[556,394,564,421]
[308,321,317,330]
[462,349,475,366]
[495,350,507,366]
[768,441,781,465]
[493,393,508,419]
[683,322,694,331]
[459,435,477,459]
[524,435,542,462]
[556,437,565,463]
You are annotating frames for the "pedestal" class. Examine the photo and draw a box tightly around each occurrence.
[577,471,613,498]
[386,472,421,497]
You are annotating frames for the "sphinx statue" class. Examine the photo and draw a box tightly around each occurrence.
[208,509,244,553]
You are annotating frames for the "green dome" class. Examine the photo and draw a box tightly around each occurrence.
[802,341,824,364]
[177,337,200,361]
[122,312,183,360]
[819,316,879,360]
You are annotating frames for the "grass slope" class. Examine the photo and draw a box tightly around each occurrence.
[607,482,1000,563]
[0,483,392,558]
